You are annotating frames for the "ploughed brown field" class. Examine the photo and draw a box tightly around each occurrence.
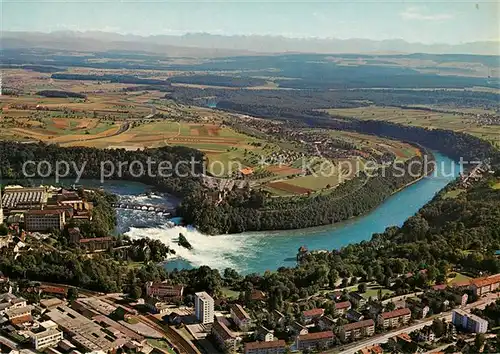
[266,181,313,194]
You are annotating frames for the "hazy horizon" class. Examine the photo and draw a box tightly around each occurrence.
[3,0,499,45]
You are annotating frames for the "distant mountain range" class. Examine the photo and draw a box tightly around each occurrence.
[2,31,499,56]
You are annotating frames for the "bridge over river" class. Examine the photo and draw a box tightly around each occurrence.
[112,203,176,216]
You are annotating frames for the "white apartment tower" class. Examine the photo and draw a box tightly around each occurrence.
[194,291,214,324]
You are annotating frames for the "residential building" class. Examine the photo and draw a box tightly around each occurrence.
[29,328,63,350]
[5,306,32,321]
[470,274,500,296]
[24,209,65,232]
[244,340,286,354]
[231,304,252,331]
[78,237,113,252]
[296,331,334,351]
[346,309,364,322]
[340,319,375,341]
[377,308,411,329]
[318,316,336,330]
[212,317,238,351]
[360,344,383,354]
[0,235,12,249]
[329,291,343,301]
[302,308,324,324]
[417,327,436,342]
[349,292,366,307]
[288,321,308,337]
[0,293,27,314]
[256,326,274,342]
[145,297,169,315]
[250,290,266,301]
[452,309,488,333]
[145,281,184,301]
[273,310,285,326]
[194,292,214,324]
[335,301,352,315]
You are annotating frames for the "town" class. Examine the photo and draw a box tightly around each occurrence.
[0,264,499,353]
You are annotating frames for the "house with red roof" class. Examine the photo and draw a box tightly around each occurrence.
[296,331,334,351]
[302,308,324,324]
[377,308,411,329]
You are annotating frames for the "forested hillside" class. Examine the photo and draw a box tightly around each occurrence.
[178,154,433,234]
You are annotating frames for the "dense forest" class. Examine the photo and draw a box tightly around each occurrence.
[51,73,171,86]
[170,86,500,112]
[36,90,87,99]
[169,74,267,87]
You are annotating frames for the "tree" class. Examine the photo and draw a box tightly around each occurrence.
[129,285,142,299]
[67,288,79,301]
[0,224,8,236]
[385,301,396,312]
[431,319,445,337]
[474,333,486,351]
[358,283,367,293]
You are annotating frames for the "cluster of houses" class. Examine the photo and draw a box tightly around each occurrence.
[0,285,172,353]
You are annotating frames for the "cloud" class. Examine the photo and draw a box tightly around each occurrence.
[401,7,454,21]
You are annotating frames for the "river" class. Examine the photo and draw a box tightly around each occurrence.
[16,152,459,274]
[111,152,460,274]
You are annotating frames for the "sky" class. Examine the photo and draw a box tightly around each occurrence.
[2,0,499,44]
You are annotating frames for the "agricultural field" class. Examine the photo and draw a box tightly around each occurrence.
[322,105,500,145]
[1,68,436,198]
[326,130,420,161]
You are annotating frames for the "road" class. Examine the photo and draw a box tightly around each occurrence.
[323,293,500,354]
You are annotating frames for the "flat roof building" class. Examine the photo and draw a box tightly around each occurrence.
[24,209,65,232]
[452,309,488,333]
[194,292,214,324]
[45,305,126,352]
[29,328,63,350]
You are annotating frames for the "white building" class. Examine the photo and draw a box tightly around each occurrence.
[452,309,488,333]
[29,328,63,350]
[194,292,214,324]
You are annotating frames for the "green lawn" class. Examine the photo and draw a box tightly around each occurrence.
[147,339,176,354]
[361,284,394,300]
[443,189,466,199]
[447,272,472,285]
[221,287,240,299]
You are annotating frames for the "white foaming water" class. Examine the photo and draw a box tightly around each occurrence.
[125,223,260,272]
[120,192,174,206]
